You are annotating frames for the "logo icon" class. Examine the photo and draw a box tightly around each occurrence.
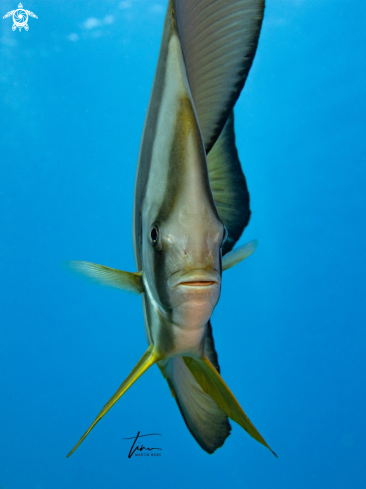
[3,3,38,31]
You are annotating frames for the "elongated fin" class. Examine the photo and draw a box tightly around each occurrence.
[162,356,231,453]
[173,0,265,152]
[183,355,277,457]
[68,261,144,294]
[207,111,251,254]
[222,239,258,271]
[67,345,158,457]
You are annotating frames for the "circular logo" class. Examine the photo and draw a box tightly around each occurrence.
[12,8,28,30]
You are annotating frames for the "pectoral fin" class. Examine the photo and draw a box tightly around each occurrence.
[67,345,159,457]
[222,239,258,271]
[68,261,144,294]
[182,355,277,457]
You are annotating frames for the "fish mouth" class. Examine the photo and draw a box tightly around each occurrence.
[169,270,220,289]
[178,281,217,287]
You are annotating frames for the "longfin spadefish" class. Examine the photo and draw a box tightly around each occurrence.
[68,261,144,294]
[67,345,158,457]
[173,0,265,153]
[222,239,258,271]
[183,355,277,457]
[207,111,251,254]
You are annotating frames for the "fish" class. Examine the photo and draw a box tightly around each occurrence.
[67,0,276,457]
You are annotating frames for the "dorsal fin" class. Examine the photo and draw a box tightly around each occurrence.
[207,111,250,254]
[173,0,265,152]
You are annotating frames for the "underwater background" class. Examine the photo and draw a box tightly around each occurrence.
[1,0,365,487]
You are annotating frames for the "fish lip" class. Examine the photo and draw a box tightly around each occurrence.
[169,269,220,289]
[178,281,218,288]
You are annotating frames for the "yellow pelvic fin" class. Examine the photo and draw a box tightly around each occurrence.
[183,355,277,457]
[67,345,158,458]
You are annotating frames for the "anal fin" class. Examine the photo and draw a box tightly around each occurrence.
[159,322,231,454]
[183,355,277,457]
[162,356,231,454]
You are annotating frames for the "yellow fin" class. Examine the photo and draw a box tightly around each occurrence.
[183,355,277,457]
[67,261,144,294]
[222,239,258,271]
[67,345,158,457]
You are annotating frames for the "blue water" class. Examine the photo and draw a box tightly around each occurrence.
[1,1,365,487]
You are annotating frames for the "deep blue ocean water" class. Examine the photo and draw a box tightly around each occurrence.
[1,1,365,487]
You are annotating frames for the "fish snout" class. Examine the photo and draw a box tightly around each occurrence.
[168,269,221,289]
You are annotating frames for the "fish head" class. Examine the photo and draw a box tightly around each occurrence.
[143,202,226,328]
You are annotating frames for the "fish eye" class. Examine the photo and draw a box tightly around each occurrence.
[222,226,228,245]
[150,224,159,247]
